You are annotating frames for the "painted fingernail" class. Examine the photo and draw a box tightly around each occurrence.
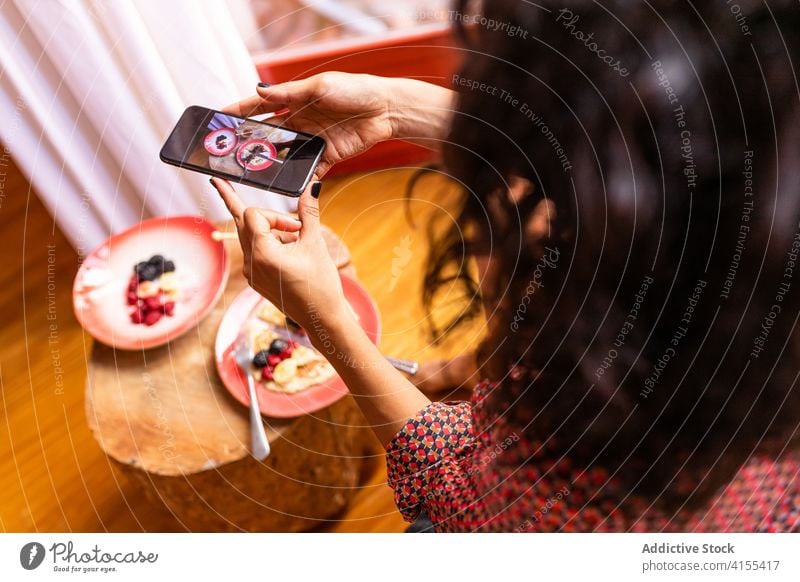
[209,178,218,190]
[311,182,322,199]
[257,82,272,89]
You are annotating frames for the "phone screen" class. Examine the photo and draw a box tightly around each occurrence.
[160,106,325,196]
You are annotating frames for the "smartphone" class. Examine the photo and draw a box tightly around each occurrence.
[160,105,326,197]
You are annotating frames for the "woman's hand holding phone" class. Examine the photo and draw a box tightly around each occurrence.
[209,73,417,335]
[222,72,454,177]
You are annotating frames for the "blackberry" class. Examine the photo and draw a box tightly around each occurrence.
[137,264,159,282]
[163,260,176,273]
[148,255,165,276]
[252,350,269,368]
[268,339,289,355]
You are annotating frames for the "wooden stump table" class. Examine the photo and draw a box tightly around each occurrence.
[85,221,376,532]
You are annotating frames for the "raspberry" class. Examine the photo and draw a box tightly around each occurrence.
[262,367,274,381]
[143,309,163,326]
[267,354,282,367]
[127,291,139,306]
[130,308,144,324]
[144,295,162,311]
[279,347,293,359]
[163,301,175,316]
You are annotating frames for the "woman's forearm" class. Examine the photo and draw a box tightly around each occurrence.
[305,304,431,446]
[384,77,455,150]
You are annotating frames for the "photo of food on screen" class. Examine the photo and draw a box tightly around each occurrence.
[186,112,309,185]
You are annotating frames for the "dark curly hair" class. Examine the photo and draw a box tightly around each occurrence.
[426,0,800,514]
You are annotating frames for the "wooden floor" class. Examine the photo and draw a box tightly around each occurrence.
[0,158,484,532]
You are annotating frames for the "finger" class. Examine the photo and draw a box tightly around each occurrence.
[254,208,302,233]
[210,178,245,227]
[221,94,288,117]
[297,181,322,239]
[313,160,331,179]
[273,230,300,244]
[243,207,279,250]
[257,78,319,106]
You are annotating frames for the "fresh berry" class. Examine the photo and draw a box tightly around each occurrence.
[130,308,144,324]
[129,255,178,324]
[268,339,289,355]
[261,367,274,381]
[143,310,163,326]
[137,264,159,282]
[148,256,166,277]
[279,347,294,359]
[144,295,162,311]
[267,354,282,367]
[252,350,269,368]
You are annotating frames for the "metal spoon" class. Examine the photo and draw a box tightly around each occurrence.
[233,338,271,461]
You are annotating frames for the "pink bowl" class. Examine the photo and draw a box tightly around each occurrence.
[215,275,381,418]
[73,215,229,350]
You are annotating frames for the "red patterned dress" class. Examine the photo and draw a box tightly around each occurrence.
[385,381,800,532]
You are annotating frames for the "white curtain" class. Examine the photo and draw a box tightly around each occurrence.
[0,0,294,254]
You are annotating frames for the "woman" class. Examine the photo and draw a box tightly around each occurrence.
[212,0,800,532]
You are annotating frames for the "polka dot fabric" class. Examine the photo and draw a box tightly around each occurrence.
[385,381,800,532]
